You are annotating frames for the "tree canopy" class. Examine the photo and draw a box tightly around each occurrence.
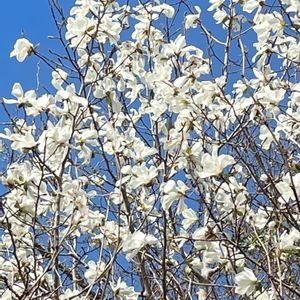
[0,0,300,299]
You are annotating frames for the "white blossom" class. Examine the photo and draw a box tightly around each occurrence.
[198,147,235,178]
[10,38,34,62]
[185,6,201,29]
[122,231,157,260]
[235,268,258,296]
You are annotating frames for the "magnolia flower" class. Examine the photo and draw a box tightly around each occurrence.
[192,226,211,250]
[198,288,207,300]
[56,84,88,107]
[130,141,157,162]
[254,290,273,300]
[41,119,72,146]
[213,9,228,24]
[235,268,258,296]
[215,174,246,214]
[160,180,188,213]
[221,246,245,271]
[97,220,124,246]
[208,0,225,11]
[198,148,235,178]
[256,85,285,108]
[163,34,188,57]
[250,208,269,229]
[3,82,36,107]
[253,12,284,43]
[278,228,300,251]
[243,0,264,13]
[189,257,217,281]
[84,260,106,284]
[120,163,158,189]
[51,68,68,90]
[78,210,105,233]
[182,208,198,230]
[122,231,157,260]
[5,86,54,116]
[1,290,12,300]
[185,6,201,29]
[25,94,55,116]
[152,4,175,18]
[275,174,296,205]
[0,131,37,152]
[65,15,96,47]
[10,38,34,62]
[111,278,138,300]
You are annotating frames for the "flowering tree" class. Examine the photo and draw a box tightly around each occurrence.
[1,0,300,299]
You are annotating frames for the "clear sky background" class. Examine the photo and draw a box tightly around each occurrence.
[0,1,73,99]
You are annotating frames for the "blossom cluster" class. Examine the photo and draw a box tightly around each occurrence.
[0,0,300,299]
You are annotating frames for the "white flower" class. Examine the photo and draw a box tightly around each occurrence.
[160,180,188,213]
[198,147,235,178]
[130,141,157,162]
[208,0,225,11]
[250,208,269,229]
[192,226,211,250]
[278,228,300,251]
[275,174,294,204]
[163,34,188,56]
[0,131,37,152]
[185,6,201,29]
[152,4,175,18]
[235,267,258,296]
[65,15,96,48]
[254,290,273,300]
[256,85,285,108]
[189,257,217,281]
[213,9,228,24]
[51,68,68,90]
[197,288,207,300]
[10,38,34,62]
[122,231,157,260]
[253,12,284,43]
[25,94,55,116]
[259,125,279,150]
[120,163,158,189]
[1,290,12,300]
[84,260,106,284]
[182,208,198,230]
[111,278,138,300]
[56,84,88,108]
[243,0,264,13]
[43,119,72,145]
[3,83,36,107]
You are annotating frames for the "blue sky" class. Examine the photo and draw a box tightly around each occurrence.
[0,1,73,98]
